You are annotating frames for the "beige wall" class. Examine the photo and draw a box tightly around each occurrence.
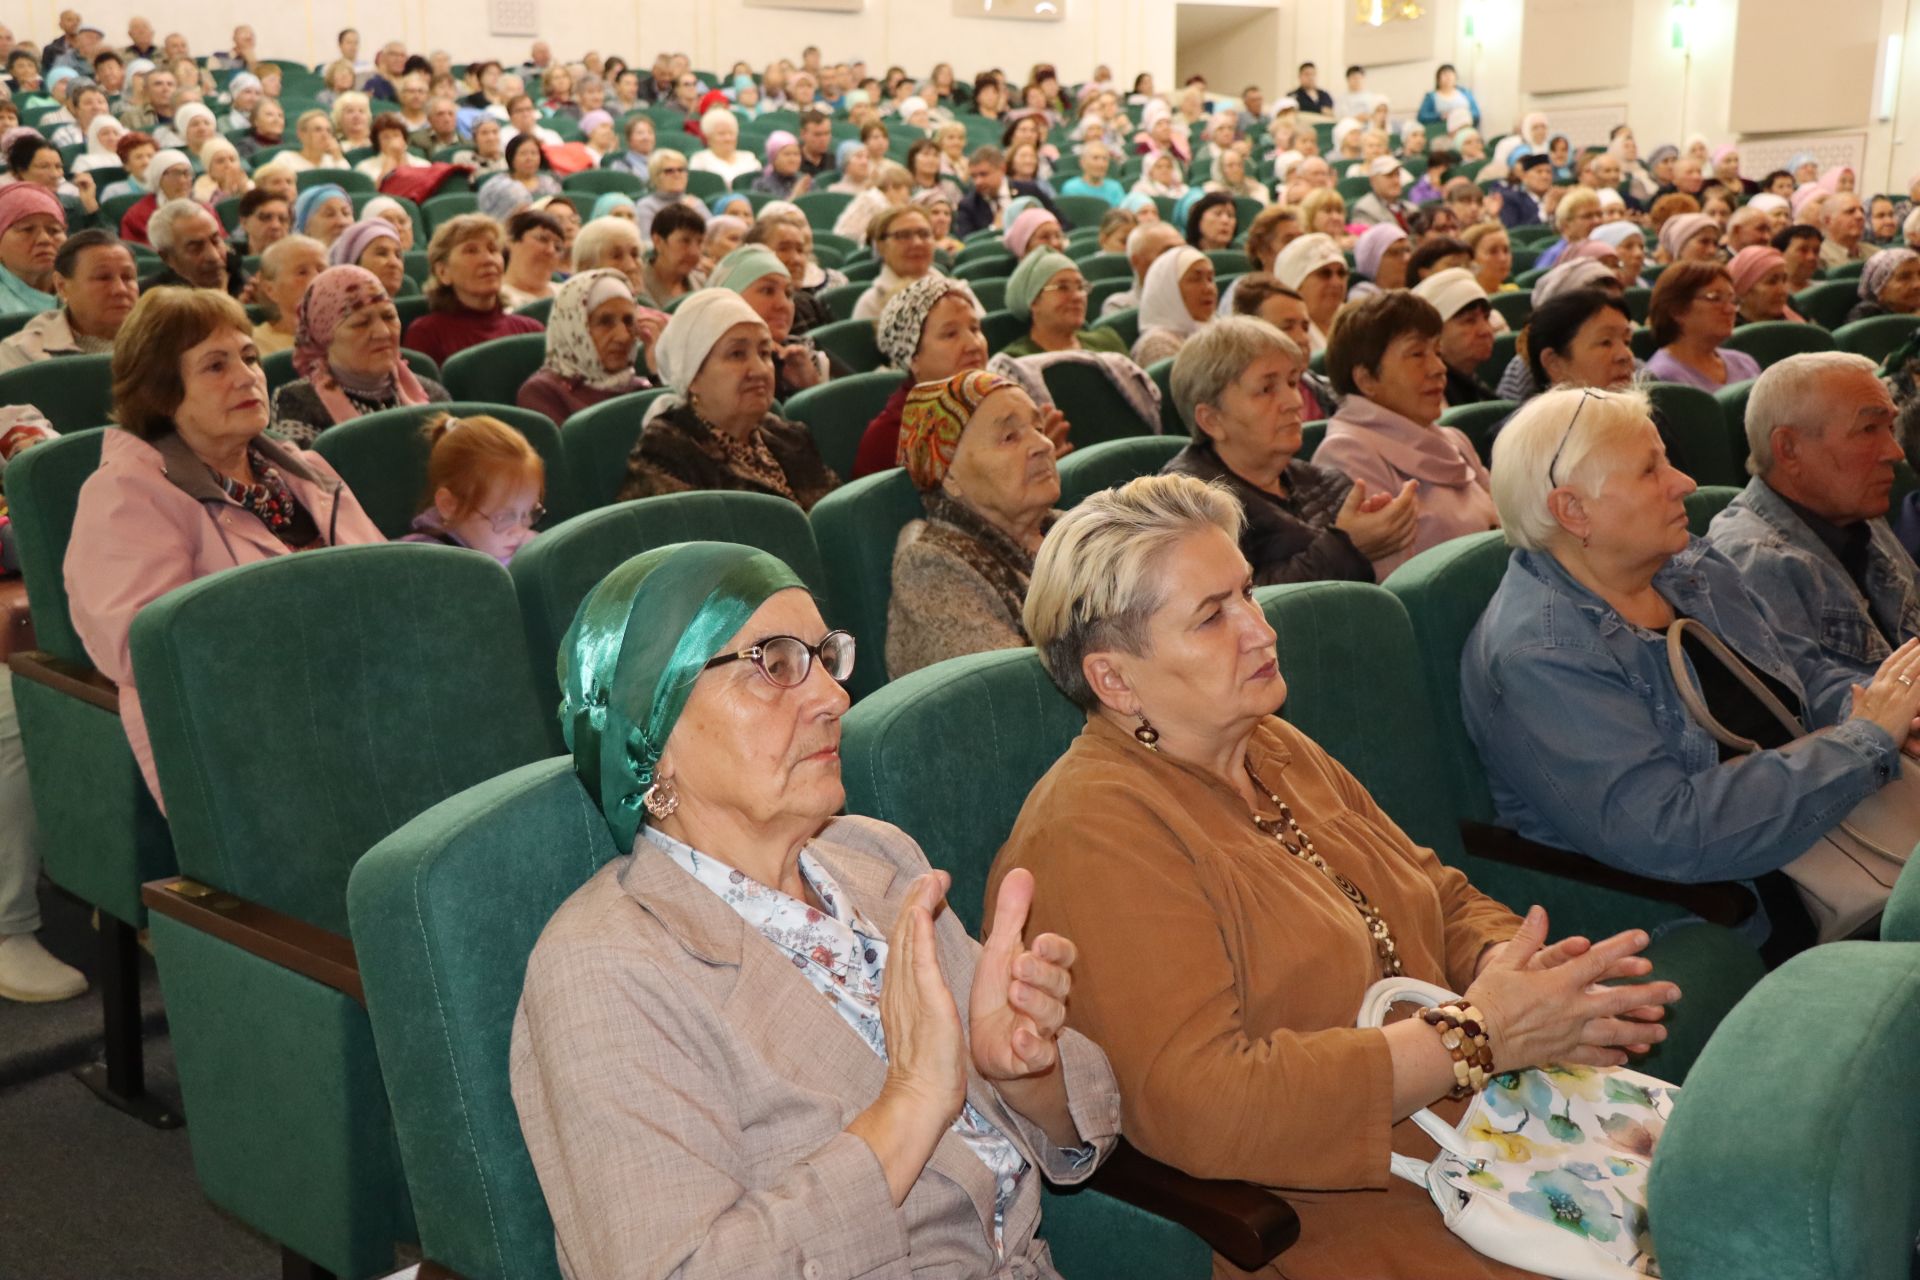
[1175,4,1284,104]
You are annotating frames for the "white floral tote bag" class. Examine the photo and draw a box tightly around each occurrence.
[1358,978,1678,1280]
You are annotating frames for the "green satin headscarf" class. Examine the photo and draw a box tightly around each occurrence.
[558,542,807,849]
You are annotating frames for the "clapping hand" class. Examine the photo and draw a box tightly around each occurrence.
[969,869,1076,1082]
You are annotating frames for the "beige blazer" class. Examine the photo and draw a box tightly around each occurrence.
[511,814,1122,1280]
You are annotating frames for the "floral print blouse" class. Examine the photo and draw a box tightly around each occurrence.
[643,826,1030,1251]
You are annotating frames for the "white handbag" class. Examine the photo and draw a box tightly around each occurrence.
[1358,978,1676,1280]
[1666,618,1917,942]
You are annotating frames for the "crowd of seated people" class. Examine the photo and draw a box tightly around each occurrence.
[5,20,1920,1280]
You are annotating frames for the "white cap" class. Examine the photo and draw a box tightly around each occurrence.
[1273,232,1346,290]
[1367,155,1400,178]
[1413,267,1489,321]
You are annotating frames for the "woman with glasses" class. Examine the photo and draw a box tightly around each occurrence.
[998,251,1129,358]
[399,413,546,564]
[852,204,944,321]
[270,265,450,449]
[513,540,1117,1278]
[617,290,839,509]
[1464,385,1920,959]
[886,371,1064,678]
[1643,262,1761,392]
[633,148,706,241]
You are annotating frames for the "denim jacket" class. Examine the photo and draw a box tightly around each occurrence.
[1461,539,1899,884]
[1706,477,1920,684]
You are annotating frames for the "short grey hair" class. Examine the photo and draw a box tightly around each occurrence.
[1024,473,1246,710]
[256,232,325,281]
[699,107,738,136]
[1744,351,1881,477]
[149,198,218,255]
[572,215,640,271]
[1488,384,1655,551]
[1169,316,1301,438]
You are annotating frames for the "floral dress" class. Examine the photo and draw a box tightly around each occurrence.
[644,827,1031,1251]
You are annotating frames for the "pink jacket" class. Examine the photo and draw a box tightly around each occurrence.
[65,428,386,807]
[1313,394,1500,579]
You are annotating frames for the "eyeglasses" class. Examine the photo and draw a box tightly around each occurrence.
[1546,390,1603,487]
[704,630,855,687]
[1040,277,1089,296]
[1695,290,1735,306]
[479,502,545,534]
[883,228,934,242]
[654,165,686,175]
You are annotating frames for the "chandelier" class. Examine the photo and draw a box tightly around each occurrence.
[1357,0,1426,24]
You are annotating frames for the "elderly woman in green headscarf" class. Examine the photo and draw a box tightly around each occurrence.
[887,370,1063,679]
[512,542,1118,1278]
[997,249,1132,359]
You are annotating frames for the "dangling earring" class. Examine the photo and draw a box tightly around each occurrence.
[1133,715,1160,751]
[643,779,679,820]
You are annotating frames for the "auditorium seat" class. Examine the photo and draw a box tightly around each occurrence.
[0,353,115,433]
[1437,399,1515,461]
[440,332,551,405]
[1833,313,1920,363]
[784,368,903,480]
[807,317,885,372]
[808,466,921,700]
[1793,280,1860,330]
[1041,361,1157,445]
[1723,319,1835,368]
[1646,382,1743,487]
[1055,435,1185,507]
[560,387,674,512]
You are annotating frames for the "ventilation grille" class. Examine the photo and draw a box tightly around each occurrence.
[489,0,539,38]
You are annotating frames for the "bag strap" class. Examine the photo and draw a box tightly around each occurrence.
[1354,977,1484,1177]
[1665,617,1809,751]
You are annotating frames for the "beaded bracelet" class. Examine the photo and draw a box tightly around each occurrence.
[1419,1002,1496,1099]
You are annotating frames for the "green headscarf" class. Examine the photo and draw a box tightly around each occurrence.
[559,542,807,849]
[1006,249,1076,320]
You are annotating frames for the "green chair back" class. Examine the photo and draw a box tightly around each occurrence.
[1335,175,1372,202]
[560,169,643,195]
[300,167,375,193]
[440,332,552,406]
[1436,399,1515,464]
[1088,278,1131,314]
[1206,249,1251,278]
[422,191,479,231]
[970,278,1008,313]
[1723,320,1835,368]
[509,499,829,724]
[794,190,852,229]
[4,427,102,665]
[1833,314,1920,363]
[1055,435,1185,508]
[841,257,885,284]
[1079,252,1133,281]
[1647,382,1743,486]
[1053,194,1111,230]
[1041,362,1157,446]
[783,369,902,481]
[1824,259,1868,281]
[1649,942,1920,1279]
[812,231,859,261]
[982,308,1028,354]
[100,192,144,234]
[1487,290,1532,330]
[350,758,612,1280]
[816,282,869,320]
[312,401,568,537]
[1622,285,1653,323]
[515,296,554,325]
[560,387,674,512]
[1793,280,1861,330]
[1715,379,1756,472]
[1144,357,1182,434]
[1630,325,1661,362]
[0,353,115,433]
[684,170,724,199]
[1474,331,1519,389]
[1685,485,1741,535]
[954,255,1015,281]
[808,317,884,373]
[808,467,922,701]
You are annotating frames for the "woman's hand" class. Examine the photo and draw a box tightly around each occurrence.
[1464,906,1681,1071]
[72,170,97,213]
[1848,638,1920,747]
[777,343,822,391]
[794,173,813,196]
[969,869,1076,1083]
[1333,478,1418,560]
[1040,406,1073,459]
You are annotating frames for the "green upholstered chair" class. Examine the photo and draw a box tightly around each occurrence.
[1622,285,1653,322]
[815,283,871,323]
[808,467,922,702]
[349,757,612,1280]
[131,543,551,1279]
[1041,362,1157,447]
[1144,357,1183,434]
[1473,331,1519,389]
[1649,942,1920,1279]
[982,308,1028,355]
[0,353,115,432]
[1487,290,1532,330]
[1647,382,1743,487]
[1723,319,1835,368]
[784,369,905,481]
[1090,306,1139,351]
[1205,249,1251,278]
[560,169,643,195]
[954,254,1015,282]
[1079,252,1133,281]
[439,332,552,406]
[1437,399,1516,463]
[558,387,673,513]
[1055,435,1186,508]
[5,428,180,1125]
[422,192,478,231]
[1684,484,1741,535]
[510,497,829,731]
[969,278,1008,313]
[1833,313,1920,363]
[1258,579,1758,1080]
[312,401,569,537]
[794,190,852,229]
[808,317,885,372]
[1714,379,1755,474]
[1792,280,1860,331]
[840,647,1292,1274]
[515,296,554,326]
[1054,193,1112,231]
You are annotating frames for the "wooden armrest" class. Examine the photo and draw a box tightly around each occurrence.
[1083,1139,1300,1271]
[1459,821,1757,929]
[415,1263,471,1280]
[8,649,119,714]
[140,876,363,1004]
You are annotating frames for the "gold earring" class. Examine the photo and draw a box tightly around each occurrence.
[1133,715,1160,751]
[642,779,679,820]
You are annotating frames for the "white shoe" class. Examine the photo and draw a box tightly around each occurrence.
[0,933,89,1003]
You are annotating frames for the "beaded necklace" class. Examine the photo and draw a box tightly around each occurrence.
[1245,760,1404,979]
[211,447,300,539]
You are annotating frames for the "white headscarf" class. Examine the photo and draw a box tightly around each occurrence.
[146,148,192,191]
[1273,232,1345,290]
[1137,245,1209,337]
[654,289,768,394]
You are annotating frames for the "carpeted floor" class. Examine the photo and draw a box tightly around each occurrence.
[0,883,282,1279]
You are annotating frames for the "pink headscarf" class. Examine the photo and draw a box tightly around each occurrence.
[1727,246,1785,297]
[1659,213,1719,261]
[1817,165,1853,194]
[1562,240,1620,267]
[292,265,430,425]
[1790,184,1826,219]
[0,182,65,239]
[1004,206,1059,258]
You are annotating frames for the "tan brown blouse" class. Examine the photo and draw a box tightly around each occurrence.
[988,713,1536,1279]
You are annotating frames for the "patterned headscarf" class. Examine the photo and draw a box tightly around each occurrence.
[293,183,351,233]
[292,265,431,424]
[898,370,1018,490]
[1860,249,1918,302]
[877,275,980,370]
[558,543,808,849]
[541,268,640,389]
